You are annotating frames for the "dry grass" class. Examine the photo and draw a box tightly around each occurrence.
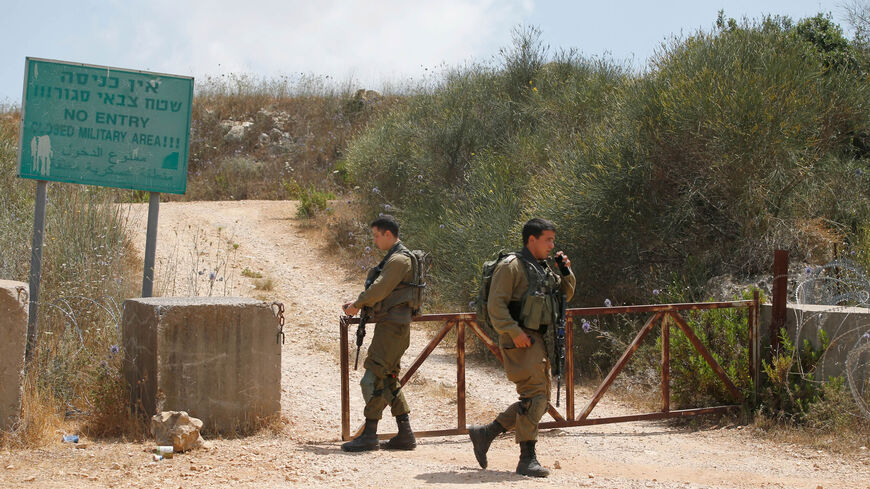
[752,413,870,456]
[241,268,263,279]
[254,277,274,291]
[1,379,65,448]
[176,75,402,202]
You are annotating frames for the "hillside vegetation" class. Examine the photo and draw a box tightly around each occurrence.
[343,17,870,309]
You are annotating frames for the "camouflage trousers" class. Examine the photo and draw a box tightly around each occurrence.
[360,319,411,420]
[495,329,550,442]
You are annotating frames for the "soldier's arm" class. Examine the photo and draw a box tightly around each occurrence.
[487,259,525,339]
[352,253,410,308]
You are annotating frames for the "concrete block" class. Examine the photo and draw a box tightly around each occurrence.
[0,280,28,431]
[761,303,870,380]
[122,297,281,434]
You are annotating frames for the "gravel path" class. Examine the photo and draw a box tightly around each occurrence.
[2,200,867,489]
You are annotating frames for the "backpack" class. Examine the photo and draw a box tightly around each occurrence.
[400,249,429,316]
[475,251,517,335]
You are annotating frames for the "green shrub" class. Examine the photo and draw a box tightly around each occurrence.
[343,14,870,316]
[759,327,832,423]
[297,185,335,218]
[668,293,755,408]
[344,27,625,310]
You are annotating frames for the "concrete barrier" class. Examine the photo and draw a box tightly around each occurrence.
[122,297,281,434]
[0,280,28,431]
[761,303,870,381]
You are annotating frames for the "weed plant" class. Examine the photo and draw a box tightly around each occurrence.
[0,110,142,444]
[181,73,397,202]
[153,224,240,297]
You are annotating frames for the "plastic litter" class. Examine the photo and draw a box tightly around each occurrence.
[154,446,174,459]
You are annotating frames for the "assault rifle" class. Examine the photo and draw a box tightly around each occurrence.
[553,292,567,406]
[552,254,570,407]
[354,306,369,370]
[354,264,381,370]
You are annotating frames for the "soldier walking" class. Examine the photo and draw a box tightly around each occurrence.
[469,218,575,477]
[341,215,418,452]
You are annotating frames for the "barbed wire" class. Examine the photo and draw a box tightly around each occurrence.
[794,259,870,307]
[794,259,870,419]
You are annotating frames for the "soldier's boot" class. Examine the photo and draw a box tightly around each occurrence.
[516,441,550,478]
[341,419,379,452]
[382,413,416,450]
[468,421,506,469]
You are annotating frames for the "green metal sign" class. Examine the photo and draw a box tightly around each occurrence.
[18,58,193,194]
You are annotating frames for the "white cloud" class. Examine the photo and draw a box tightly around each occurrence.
[110,0,533,88]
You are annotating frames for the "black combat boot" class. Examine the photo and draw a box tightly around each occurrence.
[468,421,506,469]
[341,419,379,452]
[516,440,550,477]
[382,413,416,450]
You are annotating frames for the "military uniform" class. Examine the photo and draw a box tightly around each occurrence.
[488,247,575,442]
[352,241,416,421]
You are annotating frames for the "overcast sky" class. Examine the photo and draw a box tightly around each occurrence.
[0,0,851,104]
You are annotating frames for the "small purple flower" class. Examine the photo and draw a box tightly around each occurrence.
[581,320,592,333]
[469,301,475,310]
[863,332,870,340]
[652,289,660,296]
[109,344,120,355]
[417,174,424,180]
[384,204,392,211]
[372,187,380,194]
[851,250,856,256]
[604,298,612,307]
[439,224,445,229]
[365,246,371,253]
[805,266,813,275]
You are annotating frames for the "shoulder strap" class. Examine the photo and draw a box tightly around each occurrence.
[366,242,405,288]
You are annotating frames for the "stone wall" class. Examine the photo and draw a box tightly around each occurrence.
[761,303,870,381]
[0,280,28,431]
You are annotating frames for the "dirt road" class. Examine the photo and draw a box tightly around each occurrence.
[2,200,868,488]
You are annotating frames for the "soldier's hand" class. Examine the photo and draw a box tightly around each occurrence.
[555,251,572,270]
[513,333,532,349]
[342,302,360,316]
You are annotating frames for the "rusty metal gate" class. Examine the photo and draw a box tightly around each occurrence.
[339,293,760,440]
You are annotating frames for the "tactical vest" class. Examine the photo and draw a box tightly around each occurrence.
[365,242,418,317]
[510,253,561,332]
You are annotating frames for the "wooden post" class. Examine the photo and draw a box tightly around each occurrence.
[566,316,575,421]
[661,314,670,413]
[750,290,760,406]
[457,321,466,429]
[340,317,350,441]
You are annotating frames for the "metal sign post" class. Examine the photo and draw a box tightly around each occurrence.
[24,180,47,367]
[141,192,160,297]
